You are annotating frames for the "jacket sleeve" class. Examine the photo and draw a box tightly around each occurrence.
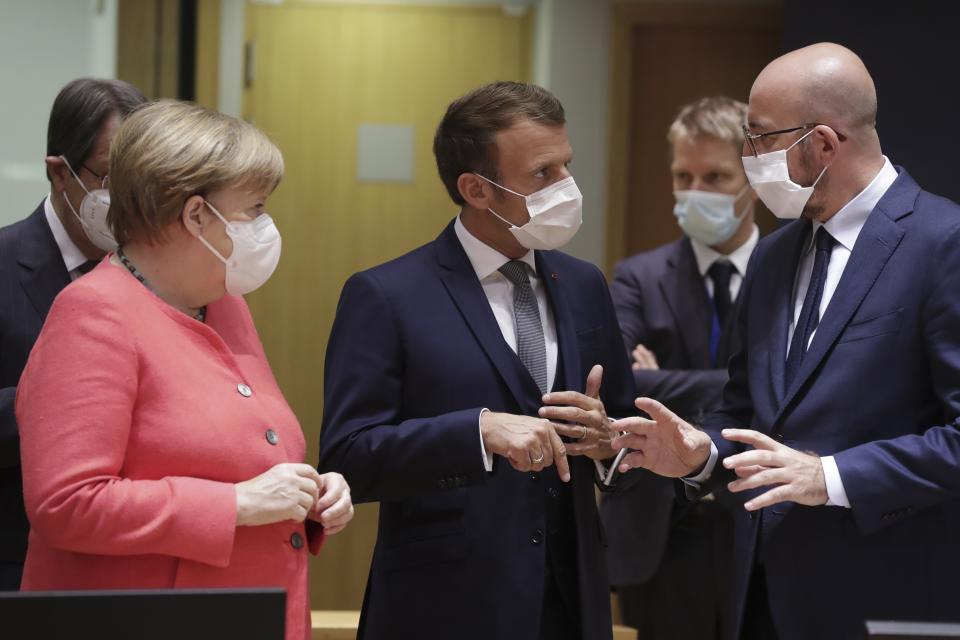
[318,271,489,504]
[16,284,238,567]
[835,221,960,534]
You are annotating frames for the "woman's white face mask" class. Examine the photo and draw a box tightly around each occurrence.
[197,200,282,296]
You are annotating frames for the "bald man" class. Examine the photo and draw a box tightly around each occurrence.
[611,43,960,639]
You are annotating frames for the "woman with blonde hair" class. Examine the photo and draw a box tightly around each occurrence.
[15,100,352,640]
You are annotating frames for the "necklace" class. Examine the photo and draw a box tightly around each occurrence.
[116,246,207,323]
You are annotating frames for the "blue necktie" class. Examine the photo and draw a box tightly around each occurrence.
[784,226,835,391]
[707,261,735,366]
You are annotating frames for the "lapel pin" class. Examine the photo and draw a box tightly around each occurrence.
[551,272,559,280]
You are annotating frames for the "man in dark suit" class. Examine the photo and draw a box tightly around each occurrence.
[601,97,758,640]
[319,82,635,640]
[613,42,960,640]
[0,78,144,589]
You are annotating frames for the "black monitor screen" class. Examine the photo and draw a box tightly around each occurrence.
[0,588,286,640]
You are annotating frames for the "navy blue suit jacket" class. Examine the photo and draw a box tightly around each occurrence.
[700,170,960,639]
[601,237,742,587]
[319,220,636,640]
[0,204,70,567]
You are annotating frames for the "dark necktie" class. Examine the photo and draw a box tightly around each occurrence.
[75,260,99,275]
[708,260,736,326]
[707,260,736,366]
[499,260,548,394]
[784,226,835,391]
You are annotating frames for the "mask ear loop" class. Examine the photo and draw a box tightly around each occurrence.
[472,173,529,230]
[785,128,831,189]
[196,199,233,265]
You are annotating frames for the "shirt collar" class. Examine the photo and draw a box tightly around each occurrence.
[810,156,898,252]
[454,214,536,280]
[43,193,88,273]
[690,224,759,278]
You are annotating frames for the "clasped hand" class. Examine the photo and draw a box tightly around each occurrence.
[481,365,618,481]
[235,463,355,534]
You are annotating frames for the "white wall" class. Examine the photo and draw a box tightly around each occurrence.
[0,0,117,226]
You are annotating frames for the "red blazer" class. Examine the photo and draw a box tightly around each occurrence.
[16,260,323,640]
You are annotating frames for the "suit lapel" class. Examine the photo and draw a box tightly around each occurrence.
[18,204,71,320]
[768,221,811,407]
[777,205,905,417]
[659,239,713,368]
[537,251,582,393]
[434,221,542,410]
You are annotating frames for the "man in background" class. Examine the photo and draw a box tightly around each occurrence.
[601,96,758,640]
[0,77,145,589]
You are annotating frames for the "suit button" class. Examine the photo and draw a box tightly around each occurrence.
[531,529,544,545]
[265,429,279,445]
[237,383,252,397]
[529,472,539,481]
[547,487,559,499]
[290,532,304,549]
[438,478,448,489]
[773,432,784,443]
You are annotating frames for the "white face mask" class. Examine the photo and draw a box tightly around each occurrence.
[60,156,117,252]
[474,174,583,250]
[673,185,751,247]
[197,200,282,296]
[741,129,828,220]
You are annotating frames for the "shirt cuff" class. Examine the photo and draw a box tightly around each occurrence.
[821,455,851,508]
[478,408,493,472]
[681,441,719,487]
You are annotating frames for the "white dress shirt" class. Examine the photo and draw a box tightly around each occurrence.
[688,158,899,509]
[689,224,759,301]
[43,194,90,280]
[454,216,557,472]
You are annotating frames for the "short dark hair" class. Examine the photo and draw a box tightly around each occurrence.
[46,78,147,180]
[433,81,565,205]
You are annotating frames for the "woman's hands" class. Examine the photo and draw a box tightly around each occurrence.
[235,464,354,534]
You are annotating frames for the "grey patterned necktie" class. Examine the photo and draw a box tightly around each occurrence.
[499,260,548,394]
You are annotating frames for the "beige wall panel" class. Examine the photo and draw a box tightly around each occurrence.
[243,1,531,610]
[195,0,221,108]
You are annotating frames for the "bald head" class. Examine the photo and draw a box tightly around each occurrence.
[751,43,877,137]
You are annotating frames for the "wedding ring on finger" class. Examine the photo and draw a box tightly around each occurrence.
[576,425,587,440]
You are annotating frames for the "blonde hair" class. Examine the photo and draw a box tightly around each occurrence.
[107,100,284,244]
[667,96,748,152]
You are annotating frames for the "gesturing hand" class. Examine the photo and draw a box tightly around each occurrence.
[235,463,322,527]
[480,412,571,482]
[308,472,354,535]
[721,429,827,511]
[539,364,616,461]
[610,397,712,477]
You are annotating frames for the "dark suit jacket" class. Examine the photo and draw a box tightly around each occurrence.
[0,204,70,566]
[319,220,636,640]
[601,237,742,587]
[700,169,960,640]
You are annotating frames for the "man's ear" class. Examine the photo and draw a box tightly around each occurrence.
[812,125,841,165]
[457,173,494,210]
[45,156,71,193]
[181,195,208,238]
